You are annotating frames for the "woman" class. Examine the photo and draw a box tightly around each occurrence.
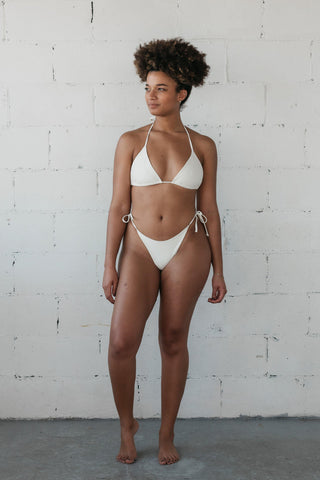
[102,38,227,466]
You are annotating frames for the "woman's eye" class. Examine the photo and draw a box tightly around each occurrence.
[144,87,166,92]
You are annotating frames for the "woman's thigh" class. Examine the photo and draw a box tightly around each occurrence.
[159,226,211,339]
[109,225,161,351]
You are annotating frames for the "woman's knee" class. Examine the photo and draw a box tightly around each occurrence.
[109,334,139,360]
[159,327,188,356]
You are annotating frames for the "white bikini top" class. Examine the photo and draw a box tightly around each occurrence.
[130,120,203,190]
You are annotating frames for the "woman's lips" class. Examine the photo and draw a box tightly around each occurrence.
[148,104,159,108]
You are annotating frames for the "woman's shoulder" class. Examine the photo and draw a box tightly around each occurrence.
[118,124,152,144]
[114,124,153,160]
[185,126,217,156]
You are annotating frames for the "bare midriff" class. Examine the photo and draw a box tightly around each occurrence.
[130,184,197,240]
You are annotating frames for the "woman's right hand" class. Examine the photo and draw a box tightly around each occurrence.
[102,266,119,304]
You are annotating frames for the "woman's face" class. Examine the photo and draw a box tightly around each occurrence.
[144,70,187,116]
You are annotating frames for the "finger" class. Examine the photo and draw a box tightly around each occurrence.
[112,278,119,297]
[211,286,219,300]
[107,294,115,304]
[110,284,116,301]
[103,283,115,303]
[208,297,218,303]
[215,291,224,302]
[208,286,219,302]
[208,297,221,303]
[208,289,227,303]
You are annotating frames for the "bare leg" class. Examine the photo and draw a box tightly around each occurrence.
[108,226,160,463]
[158,225,211,465]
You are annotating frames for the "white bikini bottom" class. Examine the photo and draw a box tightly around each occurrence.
[121,210,209,270]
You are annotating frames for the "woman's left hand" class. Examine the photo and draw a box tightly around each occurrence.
[208,274,227,303]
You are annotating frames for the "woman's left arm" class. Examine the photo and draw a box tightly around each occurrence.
[197,136,227,304]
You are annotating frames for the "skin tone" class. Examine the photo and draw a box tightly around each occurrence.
[102,70,227,465]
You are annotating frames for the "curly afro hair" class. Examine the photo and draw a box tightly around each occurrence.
[133,37,210,107]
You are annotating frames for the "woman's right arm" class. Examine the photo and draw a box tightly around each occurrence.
[102,132,134,304]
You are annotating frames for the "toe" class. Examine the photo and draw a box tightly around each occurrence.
[125,457,135,464]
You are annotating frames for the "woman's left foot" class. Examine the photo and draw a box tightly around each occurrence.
[158,434,180,465]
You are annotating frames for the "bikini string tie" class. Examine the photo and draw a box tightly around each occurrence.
[122,213,132,223]
[195,210,209,236]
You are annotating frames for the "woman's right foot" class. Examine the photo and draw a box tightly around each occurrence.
[158,432,180,465]
[116,419,139,464]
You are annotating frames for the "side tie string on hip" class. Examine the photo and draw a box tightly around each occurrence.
[122,213,133,223]
[195,210,209,236]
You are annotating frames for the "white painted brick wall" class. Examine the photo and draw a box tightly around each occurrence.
[227,40,311,83]
[1,0,320,420]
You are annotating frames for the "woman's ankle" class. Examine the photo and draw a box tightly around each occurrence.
[120,418,136,430]
[159,427,174,440]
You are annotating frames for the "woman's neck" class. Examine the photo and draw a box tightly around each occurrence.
[152,114,184,133]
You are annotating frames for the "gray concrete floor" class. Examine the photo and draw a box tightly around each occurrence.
[1,418,320,480]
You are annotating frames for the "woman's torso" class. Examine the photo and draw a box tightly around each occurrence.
[129,122,204,240]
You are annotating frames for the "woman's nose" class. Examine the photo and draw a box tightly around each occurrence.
[148,89,157,99]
